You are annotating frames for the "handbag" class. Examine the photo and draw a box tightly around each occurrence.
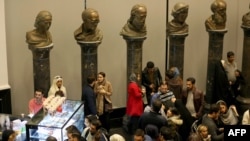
[104,102,113,113]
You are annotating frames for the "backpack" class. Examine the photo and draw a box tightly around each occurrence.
[191,118,202,133]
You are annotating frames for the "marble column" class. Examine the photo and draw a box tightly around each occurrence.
[236,26,250,115]
[205,29,227,105]
[77,41,101,89]
[168,33,188,78]
[122,36,146,86]
[29,44,53,97]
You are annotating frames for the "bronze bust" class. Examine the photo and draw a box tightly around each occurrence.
[205,0,227,30]
[167,2,189,36]
[120,4,147,37]
[26,11,53,47]
[242,3,250,27]
[74,8,103,42]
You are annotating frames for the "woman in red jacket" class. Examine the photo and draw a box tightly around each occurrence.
[126,73,145,134]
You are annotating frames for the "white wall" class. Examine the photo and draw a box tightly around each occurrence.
[0,0,9,90]
[5,0,249,115]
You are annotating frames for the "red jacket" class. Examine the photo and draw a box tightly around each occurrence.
[126,82,143,116]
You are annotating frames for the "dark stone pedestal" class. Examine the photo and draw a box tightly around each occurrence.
[168,33,188,78]
[77,41,101,89]
[122,36,146,86]
[205,29,227,105]
[0,87,12,114]
[29,44,53,97]
[236,26,250,115]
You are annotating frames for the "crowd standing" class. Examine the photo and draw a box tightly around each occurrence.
[23,49,249,141]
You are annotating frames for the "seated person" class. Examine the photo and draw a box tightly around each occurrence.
[2,129,17,141]
[55,90,65,97]
[48,75,67,97]
[29,89,46,114]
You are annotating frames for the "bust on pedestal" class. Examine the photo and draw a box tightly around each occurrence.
[26,11,53,97]
[205,0,228,107]
[235,4,250,115]
[120,4,147,85]
[74,8,103,88]
[167,2,189,78]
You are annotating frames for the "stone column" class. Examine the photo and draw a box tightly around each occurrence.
[122,36,146,86]
[205,29,227,105]
[168,33,188,78]
[29,44,53,97]
[77,41,101,89]
[236,26,250,115]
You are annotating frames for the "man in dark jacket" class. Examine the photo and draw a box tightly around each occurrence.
[182,77,204,120]
[138,99,167,131]
[82,75,97,117]
[142,61,162,105]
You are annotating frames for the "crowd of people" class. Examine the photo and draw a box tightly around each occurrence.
[16,1,249,141]
[21,49,249,141]
[21,48,248,141]
[122,51,247,141]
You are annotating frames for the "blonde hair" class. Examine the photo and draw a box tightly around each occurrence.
[197,124,208,133]
[109,134,125,141]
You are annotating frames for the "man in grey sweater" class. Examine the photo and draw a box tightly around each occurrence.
[202,104,224,141]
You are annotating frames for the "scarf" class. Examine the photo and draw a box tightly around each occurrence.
[95,79,107,115]
[220,107,238,125]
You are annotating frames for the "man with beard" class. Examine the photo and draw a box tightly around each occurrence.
[74,8,103,42]
[82,119,108,141]
[205,0,227,30]
[120,4,147,37]
[29,89,46,114]
[181,77,204,120]
[151,81,175,109]
[142,61,162,105]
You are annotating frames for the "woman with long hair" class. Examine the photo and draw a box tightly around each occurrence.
[94,72,113,132]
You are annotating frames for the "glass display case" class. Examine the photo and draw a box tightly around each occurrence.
[25,100,84,141]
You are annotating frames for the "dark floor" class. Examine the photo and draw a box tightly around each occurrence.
[109,107,133,140]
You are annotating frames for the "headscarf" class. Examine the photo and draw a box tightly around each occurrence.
[129,73,137,82]
[48,75,67,97]
[216,100,238,125]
